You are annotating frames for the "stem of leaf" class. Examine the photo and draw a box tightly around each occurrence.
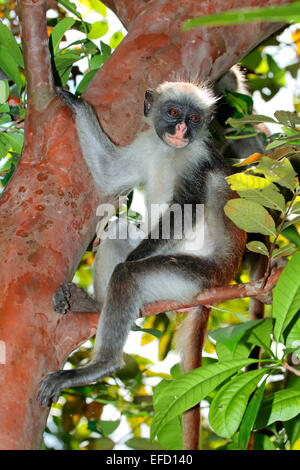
[261,190,298,288]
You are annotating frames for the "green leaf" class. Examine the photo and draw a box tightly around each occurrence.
[132,323,162,339]
[238,379,267,449]
[245,318,273,351]
[0,157,14,172]
[0,102,10,113]
[58,0,83,19]
[224,91,253,116]
[54,51,82,72]
[150,358,257,440]
[89,53,105,70]
[100,40,111,59]
[183,2,300,30]
[253,433,276,450]
[209,369,268,438]
[87,21,108,40]
[241,49,262,70]
[0,114,11,125]
[226,114,277,128]
[256,387,300,428]
[125,437,162,450]
[216,342,252,361]
[281,215,300,232]
[246,241,269,256]
[0,45,22,93]
[109,31,124,49]
[170,363,182,379]
[2,132,24,154]
[291,201,300,215]
[227,173,286,213]
[284,416,300,447]
[88,436,114,450]
[0,79,9,104]
[266,54,282,76]
[284,312,300,350]
[90,0,107,16]
[273,252,300,341]
[281,225,300,249]
[274,110,300,127]
[254,157,297,191]
[76,70,98,95]
[0,134,10,157]
[0,20,24,68]
[266,135,300,150]
[272,243,296,259]
[157,417,183,450]
[59,65,73,88]
[50,17,75,55]
[99,419,120,435]
[224,198,276,236]
[209,320,262,352]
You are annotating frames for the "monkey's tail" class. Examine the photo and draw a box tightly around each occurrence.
[176,306,210,450]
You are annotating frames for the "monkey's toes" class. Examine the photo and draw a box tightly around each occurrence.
[52,285,71,314]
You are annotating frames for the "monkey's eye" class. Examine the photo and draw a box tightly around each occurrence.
[190,114,200,123]
[168,108,179,117]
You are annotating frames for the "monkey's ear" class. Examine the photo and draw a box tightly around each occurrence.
[144,89,155,116]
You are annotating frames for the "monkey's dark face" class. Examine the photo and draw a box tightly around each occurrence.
[144,87,212,149]
[155,100,204,148]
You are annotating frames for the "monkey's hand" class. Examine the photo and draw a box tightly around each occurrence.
[52,283,100,314]
[38,359,122,406]
[37,371,67,407]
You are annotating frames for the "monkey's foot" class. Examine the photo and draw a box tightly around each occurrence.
[52,283,100,314]
[37,360,121,406]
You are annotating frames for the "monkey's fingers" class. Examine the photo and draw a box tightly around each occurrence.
[37,371,65,407]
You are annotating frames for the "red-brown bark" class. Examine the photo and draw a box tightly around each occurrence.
[0,0,292,450]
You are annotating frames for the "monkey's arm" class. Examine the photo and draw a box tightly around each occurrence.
[58,89,143,197]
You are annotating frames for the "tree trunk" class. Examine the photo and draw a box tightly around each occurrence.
[0,0,292,450]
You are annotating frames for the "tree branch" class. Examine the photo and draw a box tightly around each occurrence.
[282,362,300,377]
[64,266,282,317]
[85,0,290,145]
[18,0,55,111]
[141,266,282,317]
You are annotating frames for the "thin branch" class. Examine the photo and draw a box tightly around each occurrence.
[140,266,283,318]
[262,191,298,287]
[18,0,55,111]
[282,362,300,377]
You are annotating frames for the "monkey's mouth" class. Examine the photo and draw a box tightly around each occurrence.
[164,133,189,148]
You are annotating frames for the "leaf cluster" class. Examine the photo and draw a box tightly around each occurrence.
[151,253,300,450]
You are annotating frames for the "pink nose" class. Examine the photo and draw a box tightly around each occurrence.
[176,122,187,133]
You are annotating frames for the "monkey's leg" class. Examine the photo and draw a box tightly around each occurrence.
[52,220,144,313]
[38,255,215,406]
[93,219,144,307]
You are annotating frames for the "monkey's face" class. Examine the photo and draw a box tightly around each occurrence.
[144,86,213,149]
[154,101,204,148]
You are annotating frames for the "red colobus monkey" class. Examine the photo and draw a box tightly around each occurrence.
[38,80,246,447]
